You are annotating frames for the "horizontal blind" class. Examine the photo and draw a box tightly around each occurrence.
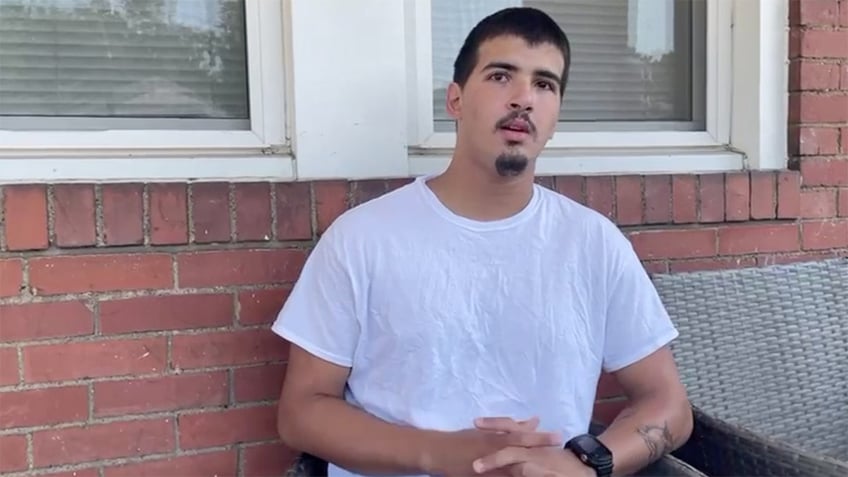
[432,0,704,127]
[0,0,248,125]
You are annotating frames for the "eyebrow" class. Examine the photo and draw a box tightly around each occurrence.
[482,61,562,92]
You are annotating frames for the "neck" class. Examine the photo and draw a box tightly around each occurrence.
[426,150,535,222]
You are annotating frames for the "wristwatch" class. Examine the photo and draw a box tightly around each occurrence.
[564,433,614,477]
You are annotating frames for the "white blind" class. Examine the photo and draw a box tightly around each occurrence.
[0,0,248,129]
[431,0,705,129]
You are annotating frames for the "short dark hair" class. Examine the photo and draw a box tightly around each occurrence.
[452,7,571,95]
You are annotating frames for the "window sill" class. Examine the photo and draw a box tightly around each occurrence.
[0,154,294,184]
[409,149,747,176]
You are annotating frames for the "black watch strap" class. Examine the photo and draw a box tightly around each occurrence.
[565,434,614,477]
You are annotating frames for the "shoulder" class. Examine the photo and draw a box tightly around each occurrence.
[537,184,629,245]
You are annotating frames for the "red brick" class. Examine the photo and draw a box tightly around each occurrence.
[718,224,800,255]
[585,176,614,220]
[94,371,228,417]
[0,348,18,386]
[797,30,848,58]
[238,288,290,325]
[592,399,628,426]
[192,182,231,244]
[671,176,697,224]
[43,469,99,477]
[791,0,840,25]
[234,363,286,403]
[843,64,848,89]
[387,178,414,192]
[758,251,843,267]
[725,173,750,221]
[596,372,622,399]
[842,127,848,154]
[100,293,233,334]
[802,219,848,249]
[796,127,840,155]
[351,180,389,206]
[534,176,555,190]
[29,253,172,295]
[172,329,289,370]
[102,184,143,246]
[669,257,758,273]
[4,184,48,251]
[23,337,167,383]
[276,182,312,240]
[749,172,777,219]
[790,93,848,123]
[104,450,237,477]
[0,435,28,473]
[53,184,96,247]
[642,261,668,275]
[235,183,272,242]
[839,188,848,217]
[644,175,672,224]
[778,170,802,218]
[842,0,848,26]
[178,405,277,449]
[0,301,93,343]
[32,418,175,467]
[314,180,350,235]
[0,259,23,297]
[177,249,306,288]
[555,176,585,205]
[698,174,725,222]
[801,158,848,186]
[0,385,88,428]
[628,229,717,260]
[613,176,642,226]
[149,183,188,245]
[800,189,839,218]
[790,60,841,91]
[243,443,300,477]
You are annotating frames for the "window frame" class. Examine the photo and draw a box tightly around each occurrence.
[0,0,293,183]
[405,0,789,177]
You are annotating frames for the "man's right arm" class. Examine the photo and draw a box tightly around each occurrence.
[277,344,562,477]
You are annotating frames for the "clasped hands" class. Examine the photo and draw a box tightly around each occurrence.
[441,416,595,477]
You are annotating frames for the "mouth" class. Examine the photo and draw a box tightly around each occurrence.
[499,120,531,142]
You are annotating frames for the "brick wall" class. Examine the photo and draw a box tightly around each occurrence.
[1,3,847,476]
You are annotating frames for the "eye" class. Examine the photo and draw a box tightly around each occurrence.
[536,80,556,92]
[488,72,509,82]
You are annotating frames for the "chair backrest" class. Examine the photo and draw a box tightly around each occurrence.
[651,258,848,459]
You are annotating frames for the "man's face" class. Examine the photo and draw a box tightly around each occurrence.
[447,35,564,177]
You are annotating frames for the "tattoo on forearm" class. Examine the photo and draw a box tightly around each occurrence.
[637,421,675,461]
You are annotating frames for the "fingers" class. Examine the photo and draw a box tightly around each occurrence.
[473,447,527,474]
[475,416,539,432]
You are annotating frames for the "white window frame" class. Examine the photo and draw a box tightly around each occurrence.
[404,0,789,177]
[0,0,293,184]
[0,0,789,183]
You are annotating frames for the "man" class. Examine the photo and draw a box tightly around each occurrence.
[273,7,693,477]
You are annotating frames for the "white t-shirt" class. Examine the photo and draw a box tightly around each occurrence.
[271,174,678,477]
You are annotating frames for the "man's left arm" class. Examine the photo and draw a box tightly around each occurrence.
[594,345,693,476]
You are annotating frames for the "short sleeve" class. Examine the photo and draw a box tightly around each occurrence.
[602,238,679,372]
[271,229,360,367]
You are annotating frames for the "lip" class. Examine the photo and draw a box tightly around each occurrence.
[499,127,530,142]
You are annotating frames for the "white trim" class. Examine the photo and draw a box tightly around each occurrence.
[0,0,291,181]
[730,0,790,170]
[410,151,745,177]
[0,156,295,184]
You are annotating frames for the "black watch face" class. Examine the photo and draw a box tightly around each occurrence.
[576,435,601,454]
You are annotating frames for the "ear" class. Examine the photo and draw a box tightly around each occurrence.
[445,82,463,120]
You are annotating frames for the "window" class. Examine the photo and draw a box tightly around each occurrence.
[0,0,290,183]
[407,0,789,176]
[431,0,707,133]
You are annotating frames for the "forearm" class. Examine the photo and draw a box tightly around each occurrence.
[596,393,693,477]
[278,394,446,476]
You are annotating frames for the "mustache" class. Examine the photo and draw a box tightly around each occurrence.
[494,111,537,137]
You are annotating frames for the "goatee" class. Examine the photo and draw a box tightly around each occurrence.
[495,152,529,177]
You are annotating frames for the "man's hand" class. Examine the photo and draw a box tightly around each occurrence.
[470,418,594,477]
[427,417,564,477]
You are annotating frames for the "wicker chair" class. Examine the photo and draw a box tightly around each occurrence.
[284,421,707,477]
[652,258,848,477]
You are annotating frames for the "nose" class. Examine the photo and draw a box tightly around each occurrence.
[508,78,534,112]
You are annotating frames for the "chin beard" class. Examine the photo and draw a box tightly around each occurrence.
[495,152,529,177]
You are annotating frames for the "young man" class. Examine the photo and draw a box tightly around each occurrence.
[273,7,693,477]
